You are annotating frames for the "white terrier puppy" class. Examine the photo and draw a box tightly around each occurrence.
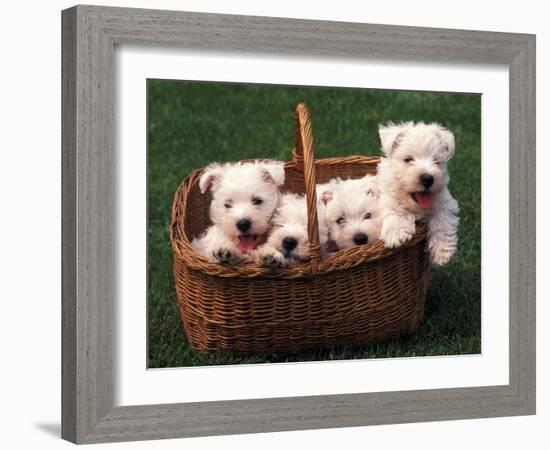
[192,160,285,263]
[318,175,383,251]
[377,121,459,266]
[255,193,329,267]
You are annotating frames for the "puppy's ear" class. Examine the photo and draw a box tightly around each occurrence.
[199,163,223,194]
[378,122,405,156]
[260,161,285,186]
[359,176,380,198]
[320,190,333,205]
[437,126,456,161]
[365,184,381,199]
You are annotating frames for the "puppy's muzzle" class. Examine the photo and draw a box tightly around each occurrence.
[353,232,368,246]
[282,236,298,252]
[236,219,252,233]
[420,173,434,189]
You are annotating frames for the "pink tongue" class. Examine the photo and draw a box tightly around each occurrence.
[416,192,433,209]
[238,235,256,253]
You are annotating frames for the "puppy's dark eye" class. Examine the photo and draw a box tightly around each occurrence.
[404,156,414,163]
[252,197,263,205]
[224,202,232,209]
[336,217,346,225]
[364,212,371,220]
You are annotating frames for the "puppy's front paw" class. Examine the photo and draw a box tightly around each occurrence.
[381,216,416,249]
[382,227,414,248]
[429,241,456,266]
[211,247,240,264]
[258,250,286,268]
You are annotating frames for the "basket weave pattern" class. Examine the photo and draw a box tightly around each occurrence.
[170,103,430,352]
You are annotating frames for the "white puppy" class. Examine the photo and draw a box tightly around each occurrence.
[318,175,383,251]
[192,160,285,263]
[377,121,459,266]
[255,193,329,267]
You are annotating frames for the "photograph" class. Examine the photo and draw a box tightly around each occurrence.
[147,79,481,368]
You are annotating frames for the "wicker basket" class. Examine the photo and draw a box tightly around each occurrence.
[170,103,430,353]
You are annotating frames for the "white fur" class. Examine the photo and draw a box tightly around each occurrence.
[255,193,329,267]
[192,160,285,263]
[377,121,459,266]
[317,175,383,251]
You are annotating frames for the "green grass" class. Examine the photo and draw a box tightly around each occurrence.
[147,79,481,368]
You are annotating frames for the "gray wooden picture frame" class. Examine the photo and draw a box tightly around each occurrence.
[61,4,536,444]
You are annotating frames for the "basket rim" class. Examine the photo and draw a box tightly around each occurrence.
[170,155,428,279]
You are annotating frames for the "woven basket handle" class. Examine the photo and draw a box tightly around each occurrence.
[292,103,321,272]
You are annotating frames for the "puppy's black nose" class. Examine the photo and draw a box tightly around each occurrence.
[236,219,251,233]
[353,232,368,245]
[282,237,298,252]
[420,173,434,188]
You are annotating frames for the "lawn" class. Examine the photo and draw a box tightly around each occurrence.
[147,79,481,368]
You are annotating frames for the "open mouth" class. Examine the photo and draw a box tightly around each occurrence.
[238,234,257,253]
[411,191,433,209]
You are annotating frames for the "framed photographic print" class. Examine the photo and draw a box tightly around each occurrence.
[62,4,535,444]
